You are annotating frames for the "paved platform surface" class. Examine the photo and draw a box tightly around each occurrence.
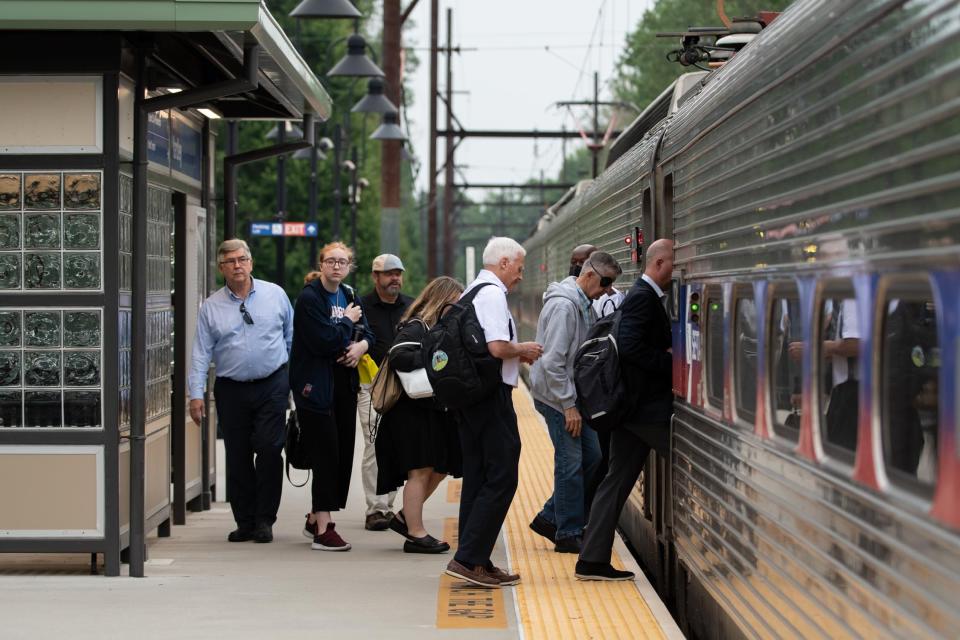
[0,385,681,639]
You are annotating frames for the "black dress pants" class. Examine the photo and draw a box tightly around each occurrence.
[579,422,669,564]
[213,366,288,530]
[454,384,521,568]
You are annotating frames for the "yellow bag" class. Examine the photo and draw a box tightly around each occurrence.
[358,354,379,385]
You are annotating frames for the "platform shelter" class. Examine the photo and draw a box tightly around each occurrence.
[0,0,331,576]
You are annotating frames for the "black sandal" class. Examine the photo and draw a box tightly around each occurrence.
[388,510,415,541]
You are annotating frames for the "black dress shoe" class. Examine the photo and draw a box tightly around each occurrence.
[574,559,634,581]
[529,514,557,543]
[252,522,273,543]
[403,534,450,554]
[228,528,254,542]
[554,536,582,554]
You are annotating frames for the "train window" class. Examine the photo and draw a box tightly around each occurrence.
[733,289,757,425]
[880,279,939,496]
[705,288,724,408]
[769,285,802,443]
[818,284,859,462]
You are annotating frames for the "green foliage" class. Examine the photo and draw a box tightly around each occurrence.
[213,0,423,300]
[613,0,795,109]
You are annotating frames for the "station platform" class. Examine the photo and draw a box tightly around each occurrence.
[0,385,681,640]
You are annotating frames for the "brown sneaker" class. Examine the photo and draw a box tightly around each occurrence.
[365,512,391,531]
[488,565,521,586]
[445,559,501,588]
[312,523,352,551]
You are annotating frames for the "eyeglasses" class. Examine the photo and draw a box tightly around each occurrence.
[219,256,251,266]
[239,302,254,325]
[322,258,351,268]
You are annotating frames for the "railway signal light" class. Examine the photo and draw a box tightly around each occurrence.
[690,292,701,324]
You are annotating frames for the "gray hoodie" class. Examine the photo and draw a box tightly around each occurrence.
[529,276,594,413]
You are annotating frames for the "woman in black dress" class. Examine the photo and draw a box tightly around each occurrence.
[376,276,464,553]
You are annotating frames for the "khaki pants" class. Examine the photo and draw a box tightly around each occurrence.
[357,384,396,516]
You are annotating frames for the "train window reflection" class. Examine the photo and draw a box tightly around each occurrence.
[819,289,859,461]
[880,282,939,496]
[706,290,724,408]
[770,288,802,442]
[734,292,757,424]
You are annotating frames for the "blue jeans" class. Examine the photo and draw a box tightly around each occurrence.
[535,399,601,540]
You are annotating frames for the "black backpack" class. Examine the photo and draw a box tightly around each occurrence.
[422,282,502,410]
[574,308,626,433]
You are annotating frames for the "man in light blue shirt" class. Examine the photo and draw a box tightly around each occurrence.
[189,239,293,544]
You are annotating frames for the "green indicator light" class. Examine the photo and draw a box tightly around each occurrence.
[690,303,700,312]
[710,303,720,311]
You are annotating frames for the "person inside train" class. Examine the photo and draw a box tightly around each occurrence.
[376,276,464,554]
[528,251,622,554]
[568,243,597,277]
[575,238,674,582]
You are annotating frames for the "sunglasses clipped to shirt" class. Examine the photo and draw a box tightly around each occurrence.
[240,302,254,325]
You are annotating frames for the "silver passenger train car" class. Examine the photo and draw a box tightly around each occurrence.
[517,0,960,637]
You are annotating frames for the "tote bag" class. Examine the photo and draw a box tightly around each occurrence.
[370,357,403,414]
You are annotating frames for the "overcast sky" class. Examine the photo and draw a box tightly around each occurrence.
[402,0,655,197]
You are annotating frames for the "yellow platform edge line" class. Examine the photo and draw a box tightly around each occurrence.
[506,383,685,640]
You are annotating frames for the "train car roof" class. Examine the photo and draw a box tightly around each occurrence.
[605,71,708,169]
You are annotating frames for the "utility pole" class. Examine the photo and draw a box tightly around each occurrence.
[427,0,439,277]
[276,124,286,286]
[592,71,599,178]
[442,7,455,275]
[554,71,633,179]
[381,0,402,254]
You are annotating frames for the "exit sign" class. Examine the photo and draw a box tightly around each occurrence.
[250,221,318,237]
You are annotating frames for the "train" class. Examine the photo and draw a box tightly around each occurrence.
[515,0,960,637]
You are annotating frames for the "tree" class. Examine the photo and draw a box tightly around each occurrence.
[214,0,423,300]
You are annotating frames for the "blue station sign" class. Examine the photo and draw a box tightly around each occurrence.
[250,222,319,237]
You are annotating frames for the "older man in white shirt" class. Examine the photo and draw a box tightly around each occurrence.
[444,237,543,589]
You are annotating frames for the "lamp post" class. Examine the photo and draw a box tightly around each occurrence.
[325,30,383,243]
[264,121,303,287]
[292,137,332,268]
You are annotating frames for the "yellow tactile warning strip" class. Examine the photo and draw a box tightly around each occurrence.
[436,574,508,628]
[446,478,462,502]
[506,385,671,640]
[443,516,459,549]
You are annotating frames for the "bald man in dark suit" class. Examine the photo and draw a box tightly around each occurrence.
[575,239,674,581]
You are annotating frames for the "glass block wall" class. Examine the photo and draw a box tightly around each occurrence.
[0,309,103,428]
[117,174,172,432]
[0,172,102,291]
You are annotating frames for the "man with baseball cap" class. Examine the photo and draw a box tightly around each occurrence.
[358,254,413,530]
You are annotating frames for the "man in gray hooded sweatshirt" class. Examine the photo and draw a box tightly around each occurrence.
[528,251,622,553]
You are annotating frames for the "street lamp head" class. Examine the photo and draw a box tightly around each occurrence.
[341,159,357,171]
[290,0,362,19]
[358,177,371,189]
[266,121,303,141]
[327,34,385,78]
[318,137,335,152]
[351,77,398,114]
[292,145,328,161]
[370,110,406,141]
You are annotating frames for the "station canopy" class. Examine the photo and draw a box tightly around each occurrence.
[0,0,332,120]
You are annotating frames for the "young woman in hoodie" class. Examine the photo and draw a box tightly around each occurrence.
[290,242,375,552]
